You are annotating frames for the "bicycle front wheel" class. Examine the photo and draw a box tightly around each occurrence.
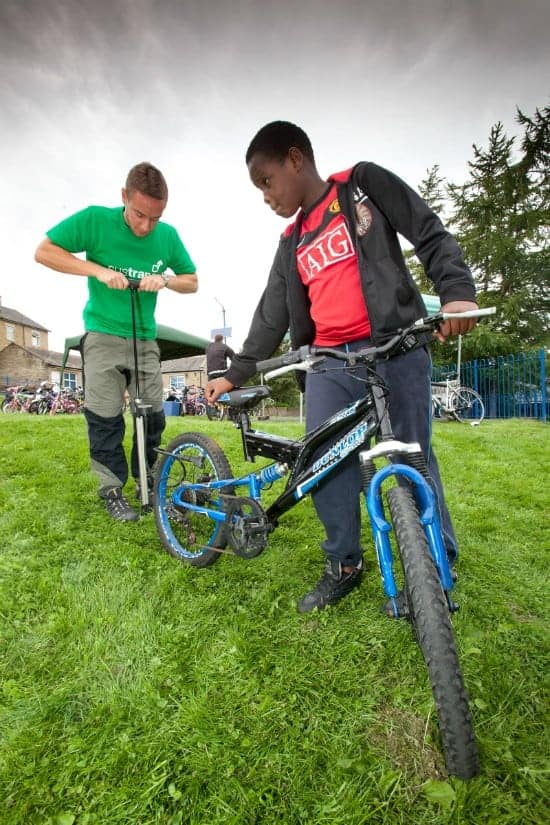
[154,432,233,567]
[450,388,485,424]
[1,399,19,413]
[387,486,479,779]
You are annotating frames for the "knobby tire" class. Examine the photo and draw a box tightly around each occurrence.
[387,486,480,779]
[154,432,233,567]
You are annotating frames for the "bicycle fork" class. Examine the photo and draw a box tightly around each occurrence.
[359,442,458,615]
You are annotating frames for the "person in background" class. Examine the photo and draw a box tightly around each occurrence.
[35,162,198,522]
[206,333,235,380]
[206,120,478,614]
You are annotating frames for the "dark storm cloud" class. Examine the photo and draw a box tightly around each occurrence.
[3,0,548,99]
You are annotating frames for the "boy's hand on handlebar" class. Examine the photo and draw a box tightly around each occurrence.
[435,301,479,342]
[205,377,234,403]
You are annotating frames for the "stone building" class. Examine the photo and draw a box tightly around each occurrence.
[0,299,82,389]
[161,355,207,395]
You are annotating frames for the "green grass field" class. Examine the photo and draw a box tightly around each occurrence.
[0,415,548,825]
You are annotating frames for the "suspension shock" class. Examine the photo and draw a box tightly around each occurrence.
[258,462,288,484]
[359,455,377,491]
[400,450,429,479]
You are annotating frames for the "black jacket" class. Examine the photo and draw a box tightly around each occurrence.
[206,340,235,374]
[225,162,475,388]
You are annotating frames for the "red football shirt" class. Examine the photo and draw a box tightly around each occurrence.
[296,184,371,345]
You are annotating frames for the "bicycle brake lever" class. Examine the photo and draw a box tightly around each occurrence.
[306,356,326,370]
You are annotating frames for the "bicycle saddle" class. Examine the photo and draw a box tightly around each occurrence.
[221,385,271,410]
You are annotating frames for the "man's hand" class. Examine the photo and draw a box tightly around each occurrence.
[95,269,131,290]
[435,300,479,343]
[205,377,234,403]
[138,274,165,292]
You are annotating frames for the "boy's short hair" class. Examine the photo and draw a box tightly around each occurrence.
[125,162,168,201]
[245,121,315,164]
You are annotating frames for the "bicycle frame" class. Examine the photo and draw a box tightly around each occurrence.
[169,378,456,608]
[431,375,459,414]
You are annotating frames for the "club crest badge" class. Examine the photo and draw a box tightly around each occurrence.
[355,201,372,236]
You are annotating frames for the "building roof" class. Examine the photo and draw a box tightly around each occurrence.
[161,354,206,373]
[0,304,50,332]
[1,343,82,369]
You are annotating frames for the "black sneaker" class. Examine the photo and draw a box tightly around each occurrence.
[104,488,139,522]
[297,558,363,613]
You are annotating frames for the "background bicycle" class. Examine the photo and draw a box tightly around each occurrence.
[1,385,34,413]
[431,375,485,424]
[49,386,84,415]
[183,385,207,416]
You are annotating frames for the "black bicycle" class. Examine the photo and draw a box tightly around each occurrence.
[153,307,495,778]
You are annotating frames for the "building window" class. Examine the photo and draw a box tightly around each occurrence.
[63,372,77,390]
[31,330,41,347]
[6,324,15,341]
[170,375,186,391]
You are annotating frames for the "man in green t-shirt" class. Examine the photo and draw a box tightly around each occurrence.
[35,162,198,522]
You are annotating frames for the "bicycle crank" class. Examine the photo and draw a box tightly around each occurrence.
[224,496,271,558]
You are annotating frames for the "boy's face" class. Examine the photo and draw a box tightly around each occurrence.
[247,150,306,219]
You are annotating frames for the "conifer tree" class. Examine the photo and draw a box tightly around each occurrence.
[447,105,549,354]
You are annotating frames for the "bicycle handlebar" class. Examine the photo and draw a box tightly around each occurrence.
[257,307,496,379]
[255,345,312,373]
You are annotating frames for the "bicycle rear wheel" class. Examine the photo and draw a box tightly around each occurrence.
[154,432,233,567]
[450,388,485,424]
[387,485,479,779]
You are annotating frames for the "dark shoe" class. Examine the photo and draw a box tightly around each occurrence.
[104,488,139,522]
[297,558,363,613]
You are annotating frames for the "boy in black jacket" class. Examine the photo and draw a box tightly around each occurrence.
[206,121,478,613]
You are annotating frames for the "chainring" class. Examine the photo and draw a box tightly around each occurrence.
[224,496,270,558]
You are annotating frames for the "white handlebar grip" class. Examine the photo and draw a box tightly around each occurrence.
[441,307,496,319]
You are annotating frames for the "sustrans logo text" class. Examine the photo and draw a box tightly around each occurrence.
[108,265,160,280]
[297,219,355,282]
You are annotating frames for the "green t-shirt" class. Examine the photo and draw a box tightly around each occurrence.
[46,205,195,339]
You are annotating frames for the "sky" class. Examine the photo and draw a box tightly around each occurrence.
[1,0,549,353]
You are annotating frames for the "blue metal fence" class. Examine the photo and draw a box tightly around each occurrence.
[432,349,547,421]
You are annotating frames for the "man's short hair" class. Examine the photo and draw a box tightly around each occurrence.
[213,334,224,342]
[125,162,168,201]
[245,121,315,165]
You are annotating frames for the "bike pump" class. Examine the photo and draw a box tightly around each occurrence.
[128,281,152,512]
